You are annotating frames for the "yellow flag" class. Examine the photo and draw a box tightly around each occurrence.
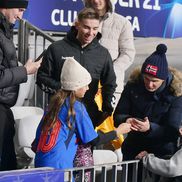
[95,84,124,149]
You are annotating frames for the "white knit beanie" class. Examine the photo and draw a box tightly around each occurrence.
[61,57,91,91]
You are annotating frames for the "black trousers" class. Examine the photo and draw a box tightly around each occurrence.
[0,104,17,171]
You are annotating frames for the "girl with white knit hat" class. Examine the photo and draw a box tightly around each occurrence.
[33,57,131,179]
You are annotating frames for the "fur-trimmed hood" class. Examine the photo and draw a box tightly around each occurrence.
[128,67,182,97]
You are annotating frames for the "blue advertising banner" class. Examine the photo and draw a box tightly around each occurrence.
[24,0,83,32]
[114,0,182,38]
[24,0,182,38]
[0,168,64,182]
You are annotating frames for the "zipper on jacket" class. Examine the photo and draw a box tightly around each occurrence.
[80,50,84,66]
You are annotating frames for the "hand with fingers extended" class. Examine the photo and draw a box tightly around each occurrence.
[24,58,42,75]
[115,122,131,137]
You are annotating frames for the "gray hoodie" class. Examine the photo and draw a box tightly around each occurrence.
[143,148,182,177]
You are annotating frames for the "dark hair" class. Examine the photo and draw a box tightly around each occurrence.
[41,90,76,132]
[84,0,112,13]
[78,7,100,22]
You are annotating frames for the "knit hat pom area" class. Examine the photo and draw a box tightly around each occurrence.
[156,44,167,55]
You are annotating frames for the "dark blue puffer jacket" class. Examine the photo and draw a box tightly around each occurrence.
[114,67,182,158]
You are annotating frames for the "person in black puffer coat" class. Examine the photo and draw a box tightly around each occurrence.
[0,0,41,170]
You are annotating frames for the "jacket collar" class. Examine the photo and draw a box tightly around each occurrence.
[0,12,14,39]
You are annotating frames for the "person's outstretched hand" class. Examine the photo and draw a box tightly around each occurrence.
[24,58,42,75]
[115,122,131,136]
[135,151,148,160]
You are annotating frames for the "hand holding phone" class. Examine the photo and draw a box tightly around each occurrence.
[131,117,150,132]
[135,117,144,122]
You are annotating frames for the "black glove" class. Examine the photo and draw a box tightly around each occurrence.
[102,95,115,115]
[102,101,114,116]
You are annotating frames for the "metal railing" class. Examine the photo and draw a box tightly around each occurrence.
[0,160,144,182]
[61,160,140,182]
[18,19,56,64]
[17,19,66,108]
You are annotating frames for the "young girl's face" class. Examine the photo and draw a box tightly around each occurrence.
[75,85,89,98]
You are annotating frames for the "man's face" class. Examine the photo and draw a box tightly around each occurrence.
[90,0,107,12]
[143,74,164,92]
[75,18,99,47]
[4,8,25,24]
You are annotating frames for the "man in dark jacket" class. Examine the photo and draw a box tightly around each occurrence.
[0,0,42,170]
[37,8,116,127]
[114,44,182,181]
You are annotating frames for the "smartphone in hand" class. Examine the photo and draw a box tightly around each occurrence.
[135,117,144,122]
[35,50,46,62]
